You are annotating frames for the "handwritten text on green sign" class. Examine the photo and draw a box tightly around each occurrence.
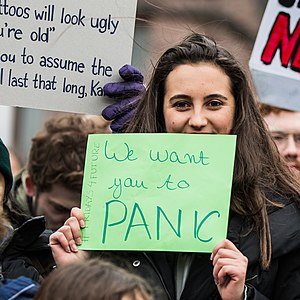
[80,133,236,252]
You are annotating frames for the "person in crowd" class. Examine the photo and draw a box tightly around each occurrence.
[34,259,154,300]
[49,33,300,300]
[9,113,109,230]
[0,139,13,212]
[0,139,14,245]
[0,138,52,294]
[260,103,300,179]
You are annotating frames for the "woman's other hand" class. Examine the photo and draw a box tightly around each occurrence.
[211,239,248,300]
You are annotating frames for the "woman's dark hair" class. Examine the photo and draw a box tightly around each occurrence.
[34,259,154,300]
[127,32,300,269]
[3,192,29,227]
[0,211,10,242]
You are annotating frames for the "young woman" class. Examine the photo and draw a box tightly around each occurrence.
[50,33,300,300]
[0,138,40,299]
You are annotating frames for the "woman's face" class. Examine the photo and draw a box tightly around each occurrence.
[163,63,235,134]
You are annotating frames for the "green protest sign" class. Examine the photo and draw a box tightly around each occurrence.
[80,133,236,252]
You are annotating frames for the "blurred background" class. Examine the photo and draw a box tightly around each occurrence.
[0,0,268,173]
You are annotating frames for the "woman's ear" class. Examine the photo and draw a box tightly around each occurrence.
[24,174,37,197]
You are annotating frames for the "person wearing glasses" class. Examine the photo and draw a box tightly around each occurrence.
[260,103,300,179]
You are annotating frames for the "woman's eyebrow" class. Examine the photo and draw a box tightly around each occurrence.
[168,93,229,102]
[204,94,228,101]
[169,94,192,102]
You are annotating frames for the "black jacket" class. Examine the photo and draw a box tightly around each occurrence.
[95,201,300,299]
[0,216,55,283]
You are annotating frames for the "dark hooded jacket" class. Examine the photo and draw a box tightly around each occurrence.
[0,216,55,283]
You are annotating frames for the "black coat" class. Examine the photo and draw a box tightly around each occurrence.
[0,216,55,283]
[96,201,300,300]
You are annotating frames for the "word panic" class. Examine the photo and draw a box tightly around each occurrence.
[101,200,221,244]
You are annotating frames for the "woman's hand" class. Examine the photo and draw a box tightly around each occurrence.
[49,207,88,266]
[211,239,248,300]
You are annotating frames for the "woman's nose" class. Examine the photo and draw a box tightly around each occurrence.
[188,110,208,129]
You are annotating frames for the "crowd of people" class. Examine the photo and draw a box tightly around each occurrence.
[0,32,299,300]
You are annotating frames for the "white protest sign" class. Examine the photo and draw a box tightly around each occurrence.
[249,0,300,111]
[0,0,137,114]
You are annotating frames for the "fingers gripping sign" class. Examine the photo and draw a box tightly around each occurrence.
[49,207,88,266]
[211,239,248,300]
[70,206,85,228]
[103,64,144,97]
